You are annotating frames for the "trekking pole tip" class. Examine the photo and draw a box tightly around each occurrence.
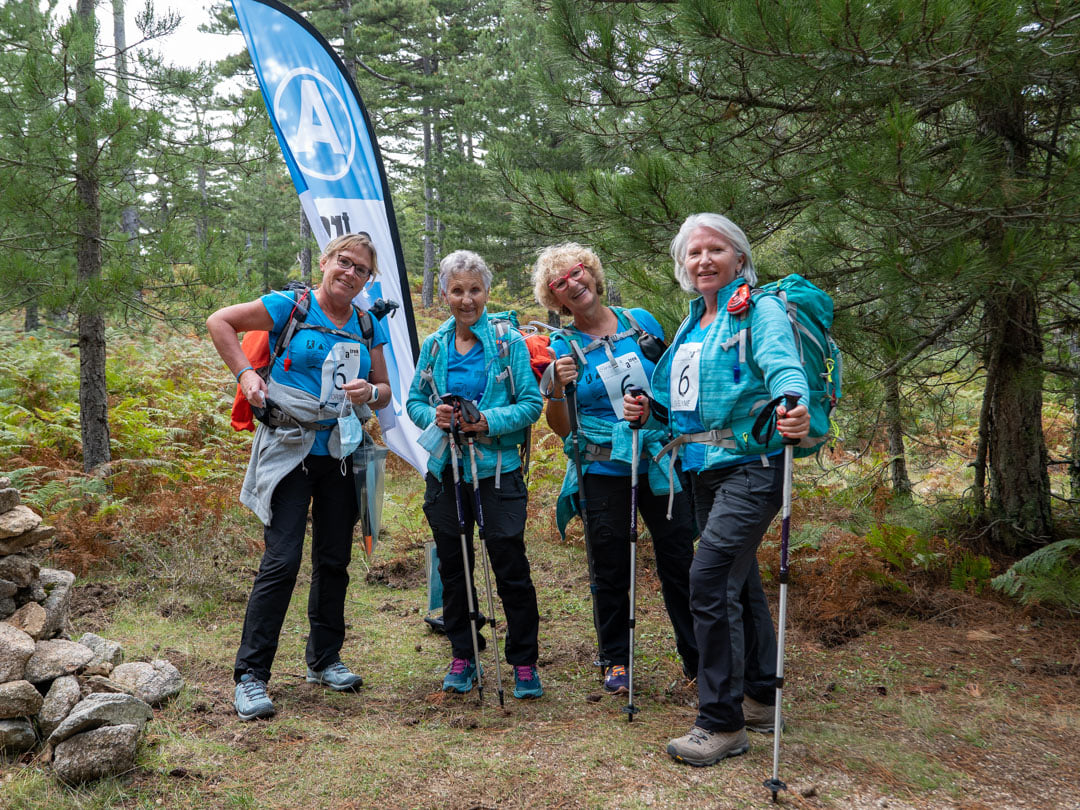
[763,778,786,803]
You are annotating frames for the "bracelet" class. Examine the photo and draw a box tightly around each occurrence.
[547,394,565,402]
[235,365,254,383]
[370,386,380,404]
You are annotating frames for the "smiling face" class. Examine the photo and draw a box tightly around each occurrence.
[549,261,599,317]
[320,244,373,304]
[442,270,489,329]
[684,226,744,296]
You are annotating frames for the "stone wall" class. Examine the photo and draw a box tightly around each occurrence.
[0,478,183,782]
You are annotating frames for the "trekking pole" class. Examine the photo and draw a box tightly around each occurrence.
[442,396,485,705]
[764,391,801,803]
[625,387,646,722]
[467,435,505,708]
[565,382,609,681]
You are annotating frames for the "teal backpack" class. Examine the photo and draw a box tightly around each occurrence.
[732,274,842,457]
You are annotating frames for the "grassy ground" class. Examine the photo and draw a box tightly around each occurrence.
[1,312,1078,809]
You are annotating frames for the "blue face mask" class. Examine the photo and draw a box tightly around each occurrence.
[337,399,366,460]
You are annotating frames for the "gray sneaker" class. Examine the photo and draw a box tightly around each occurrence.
[743,694,783,733]
[234,673,275,720]
[306,661,363,692]
[666,726,749,767]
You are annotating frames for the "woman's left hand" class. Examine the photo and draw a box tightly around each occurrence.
[342,378,376,405]
[776,403,810,440]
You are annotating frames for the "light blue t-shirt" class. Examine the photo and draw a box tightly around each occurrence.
[446,340,486,404]
[261,289,388,456]
[552,308,664,477]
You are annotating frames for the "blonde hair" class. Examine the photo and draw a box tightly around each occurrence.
[532,243,605,314]
[322,232,379,279]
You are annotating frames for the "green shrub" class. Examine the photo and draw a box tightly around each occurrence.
[949,551,993,594]
[991,538,1080,615]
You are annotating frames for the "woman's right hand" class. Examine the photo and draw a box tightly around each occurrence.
[622,391,649,424]
[434,403,455,431]
[553,355,578,392]
[239,369,267,408]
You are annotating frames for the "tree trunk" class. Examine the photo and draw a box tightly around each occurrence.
[421,98,436,307]
[75,0,111,473]
[300,205,312,286]
[1071,338,1080,499]
[113,0,139,246]
[24,304,39,332]
[606,276,622,306]
[983,286,1051,550]
[883,371,912,497]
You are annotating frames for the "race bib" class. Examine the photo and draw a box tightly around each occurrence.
[670,342,703,412]
[320,342,364,405]
[596,352,651,420]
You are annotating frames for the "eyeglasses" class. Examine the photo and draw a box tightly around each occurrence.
[548,262,587,293]
[336,254,371,275]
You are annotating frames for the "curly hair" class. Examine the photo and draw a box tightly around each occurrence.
[531,243,605,315]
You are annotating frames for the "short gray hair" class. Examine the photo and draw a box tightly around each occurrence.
[438,250,492,294]
[669,213,757,293]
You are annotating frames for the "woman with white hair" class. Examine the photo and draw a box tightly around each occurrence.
[623,213,810,767]
[407,250,544,699]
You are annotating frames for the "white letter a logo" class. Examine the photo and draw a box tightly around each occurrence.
[293,79,345,155]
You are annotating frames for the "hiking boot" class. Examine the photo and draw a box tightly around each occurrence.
[234,673,275,721]
[603,665,629,695]
[513,665,543,699]
[666,726,749,767]
[743,694,783,733]
[443,658,481,693]
[306,661,363,692]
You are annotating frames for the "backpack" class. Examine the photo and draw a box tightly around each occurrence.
[729,274,842,456]
[230,282,375,432]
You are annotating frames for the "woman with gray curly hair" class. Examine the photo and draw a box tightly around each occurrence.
[407,250,544,699]
[623,213,810,767]
[532,242,698,697]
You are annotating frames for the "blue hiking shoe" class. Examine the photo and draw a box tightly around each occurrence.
[306,661,363,692]
[603,665,629,695]
[442,657,481,693]
[234,673,274,720]
[513,665,543,699]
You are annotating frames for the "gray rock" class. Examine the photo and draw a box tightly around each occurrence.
[0,598,14,620]
[78,633,123,675]
[0,621,35,681]
[111,659,183,706]
[0,504,40,540]
[0,524,55,556]
[47,692,153,745]
[0,679,44,719]
[52,723,140,783]
[0,477,10,489]
[0,718,37,754]
[0,487,19,514]
[0,554,38,588]
[7,602,47,640]
[0,579,17,599]
[39,568,75,638]
[81,675,134,696]
[25,638,94,684]
[37,675,81,738]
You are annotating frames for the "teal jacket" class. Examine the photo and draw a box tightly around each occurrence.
[555,414,680,539]
[651,278,809,468]
[407,309,542,483]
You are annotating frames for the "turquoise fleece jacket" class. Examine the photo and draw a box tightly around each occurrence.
[554,414,681,539]
[651,278,810,468]
[407,309,542,483]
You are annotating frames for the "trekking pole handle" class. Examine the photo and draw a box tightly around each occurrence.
[564,383,580,432]
[781,391,801,445]
[626,386,647,430]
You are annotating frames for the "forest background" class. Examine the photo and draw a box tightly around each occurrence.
[0,1,1078,808]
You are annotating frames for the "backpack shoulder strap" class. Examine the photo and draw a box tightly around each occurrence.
[490,317,517,400]
[266,286,312,376]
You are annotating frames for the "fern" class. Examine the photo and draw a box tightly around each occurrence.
[991,539,1080,615]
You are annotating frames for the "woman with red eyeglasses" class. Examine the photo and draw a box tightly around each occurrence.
[531,243,698,696]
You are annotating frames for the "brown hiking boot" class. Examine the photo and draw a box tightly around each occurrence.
[743,694,783,733]
[666,726,749,767]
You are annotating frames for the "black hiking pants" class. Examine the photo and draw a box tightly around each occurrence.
[580,471,699,677]
[423,468,540,666]
[234,455,358,683]
[688,460,782,732]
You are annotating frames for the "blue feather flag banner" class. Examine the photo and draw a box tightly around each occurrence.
[231,0,427,473]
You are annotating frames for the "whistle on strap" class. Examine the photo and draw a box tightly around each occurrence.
[726,283,753,316]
